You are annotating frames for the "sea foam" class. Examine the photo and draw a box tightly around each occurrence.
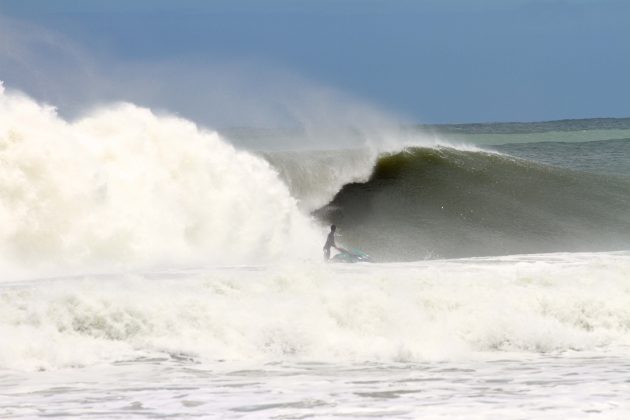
[2,252,629,371]
[0,84,319,276]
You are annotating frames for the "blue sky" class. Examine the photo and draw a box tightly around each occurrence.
[0,0,629,124]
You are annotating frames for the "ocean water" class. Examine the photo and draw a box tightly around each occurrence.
[1,86,630,418]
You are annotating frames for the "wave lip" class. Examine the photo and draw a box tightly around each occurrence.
[264,148,378,212]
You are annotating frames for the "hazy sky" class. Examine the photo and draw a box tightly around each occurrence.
[1,0,629,124]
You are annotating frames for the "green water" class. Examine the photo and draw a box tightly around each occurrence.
[418,117,630,145]
[419,117,630,178]
[443,129,630,145]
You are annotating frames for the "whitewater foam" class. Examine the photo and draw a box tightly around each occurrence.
[0,84,320,276]
[2,251,629,372]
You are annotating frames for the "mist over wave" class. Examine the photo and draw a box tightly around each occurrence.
[0,84,319,276]
[264,149,377,212]
[261,129,474,213]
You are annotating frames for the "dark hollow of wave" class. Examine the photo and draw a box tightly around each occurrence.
[314,147,630,261]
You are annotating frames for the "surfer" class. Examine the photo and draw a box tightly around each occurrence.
[323,224,338,260]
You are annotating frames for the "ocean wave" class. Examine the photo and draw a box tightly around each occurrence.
[313,146,630,261]
[2,82,629,272]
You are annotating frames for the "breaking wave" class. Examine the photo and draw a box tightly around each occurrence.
[2,82,629,271]
[313,147,630,261]
[0,84,319,276]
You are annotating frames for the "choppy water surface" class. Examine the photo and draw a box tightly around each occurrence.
[3,355,630,419]
[2,252,630,418]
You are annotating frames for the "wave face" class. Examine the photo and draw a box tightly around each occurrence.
[315,147,630,261]
[2,252,630,371]
[0,85,319,275]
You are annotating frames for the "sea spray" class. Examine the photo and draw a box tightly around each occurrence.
[0,84,320,275]
[264,149,377,212]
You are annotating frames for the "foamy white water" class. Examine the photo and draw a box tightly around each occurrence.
[0,84,320,277]
[1,252,630,418]
[3,355,629,419]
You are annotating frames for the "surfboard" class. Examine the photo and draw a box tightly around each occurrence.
[331,249,372,263]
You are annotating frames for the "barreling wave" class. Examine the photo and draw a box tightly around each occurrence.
[314,147,630,261]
